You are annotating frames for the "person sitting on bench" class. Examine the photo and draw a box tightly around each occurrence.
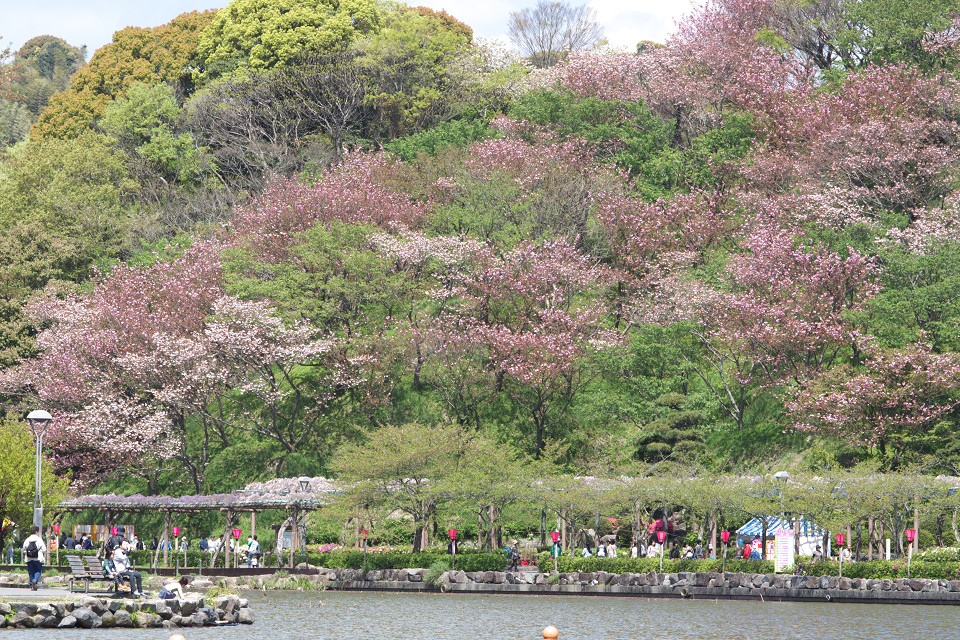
[113,542,144,597]
[101,550,129,592]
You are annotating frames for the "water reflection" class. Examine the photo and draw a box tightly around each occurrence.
[14,590,960,639]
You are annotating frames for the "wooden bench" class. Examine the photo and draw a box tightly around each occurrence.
[66,555,118,594]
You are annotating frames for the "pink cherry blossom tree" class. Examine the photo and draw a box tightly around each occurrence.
[788,341,960,467]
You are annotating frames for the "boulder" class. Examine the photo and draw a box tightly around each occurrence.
[9,612,34,629]
[238,607,255,624]
[58,616,78,628]
[200,605,220,624]
[114,610,134,628]
[34,614,58,628]
[908,579,926,592]
[73,608,102,629]
[179,598,201,617]
[141,599,172,618]
[214,595,240,617]
[11,602,38,616]
[134,612,159,628]
[100,612,117,628]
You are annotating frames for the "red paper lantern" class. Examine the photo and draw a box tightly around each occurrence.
[172,526,181,538]
[836,533,845,546]
[551,531,560,544]
[232,529,242,539]
[656,531,667,544]
[448,529,457,540]
[51,524,61,535]
[111,527,117,536]
[905,529,916,543]
[721,531,730,544]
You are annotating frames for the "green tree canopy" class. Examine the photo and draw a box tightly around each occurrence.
[194,0,380,82]
[0,418,70,552]
[31,10,217,140]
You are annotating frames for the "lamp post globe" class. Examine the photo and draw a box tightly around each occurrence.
[26,410,53,529]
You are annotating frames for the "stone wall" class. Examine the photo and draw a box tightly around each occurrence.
[0,594,253,630]
[305,566,960,605]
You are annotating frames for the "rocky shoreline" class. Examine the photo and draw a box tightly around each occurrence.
[284,566,960,605]
[0,593,253,630]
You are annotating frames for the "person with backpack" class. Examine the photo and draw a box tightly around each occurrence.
[105,525,126,554]
[22,526,46,590]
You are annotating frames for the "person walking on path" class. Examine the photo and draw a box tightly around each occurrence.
[22,526,46,590]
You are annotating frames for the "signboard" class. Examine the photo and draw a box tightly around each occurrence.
[774,529,795,573]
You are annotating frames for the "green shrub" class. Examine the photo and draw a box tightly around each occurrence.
[304,550,507,572]
[536,553,774,575]
[425,560,450,586]
[385,119,494,162]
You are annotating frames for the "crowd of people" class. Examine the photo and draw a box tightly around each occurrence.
[16,524,263,596]
[580,540,709,560]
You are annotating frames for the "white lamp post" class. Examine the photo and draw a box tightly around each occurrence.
[26,410,53,529]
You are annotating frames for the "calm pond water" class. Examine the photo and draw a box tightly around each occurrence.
[11,590,960,640]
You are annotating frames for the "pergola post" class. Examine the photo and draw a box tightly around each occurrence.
[913,507,920,551]
[251,512,257,542]
[162,511,171,567]
[289,507,298,570]
[561,509,567,551]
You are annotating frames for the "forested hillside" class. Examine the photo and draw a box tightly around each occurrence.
[1,0,960,501]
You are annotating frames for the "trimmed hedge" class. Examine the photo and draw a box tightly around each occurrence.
[307,550,508,572]
[795,559,960,580]
[537,552,960,581]
[537,553,774,575]
[49,548,507,572]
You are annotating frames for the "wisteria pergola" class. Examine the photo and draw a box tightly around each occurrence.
[57,477,340,567]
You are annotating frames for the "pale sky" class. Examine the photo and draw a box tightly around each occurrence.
[2,0,699,60]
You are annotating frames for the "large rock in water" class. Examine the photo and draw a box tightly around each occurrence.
[73,608,102,629]
[113,610,134,628]
[179,597,202,617]
[238,607,255,624]
[57,616,78,628]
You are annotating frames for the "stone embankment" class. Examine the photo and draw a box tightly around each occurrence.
[0,594,253,630]
[296,566,960,605]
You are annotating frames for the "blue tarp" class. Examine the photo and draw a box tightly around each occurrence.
[736,516,824,537]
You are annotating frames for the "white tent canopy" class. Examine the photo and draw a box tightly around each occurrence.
[737,516,825,556]
[736,516,824,538]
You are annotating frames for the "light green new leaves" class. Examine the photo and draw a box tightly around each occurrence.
[195,0,381,81]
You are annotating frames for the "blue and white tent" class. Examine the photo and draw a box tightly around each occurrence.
[737,516,825,555]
